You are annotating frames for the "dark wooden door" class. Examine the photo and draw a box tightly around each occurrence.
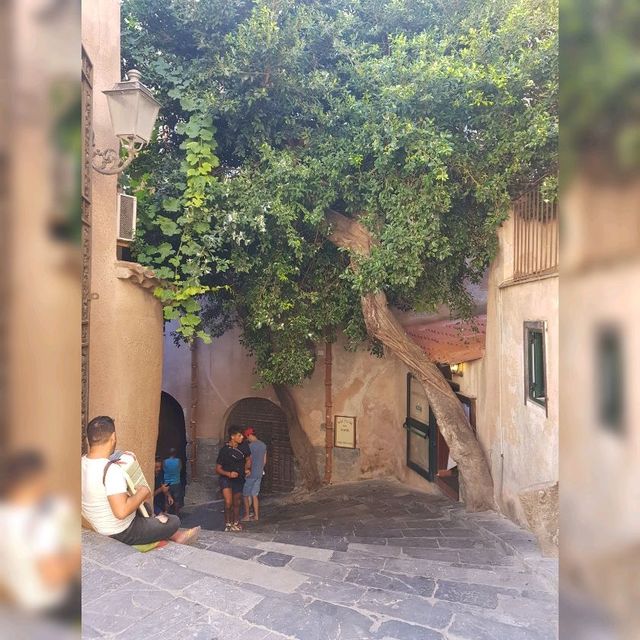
[226,398,295,493]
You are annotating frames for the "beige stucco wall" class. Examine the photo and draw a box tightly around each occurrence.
[83,0,164,486]
[459,214,559,527]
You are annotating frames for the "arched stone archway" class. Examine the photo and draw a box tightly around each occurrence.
[156,391,188,486]
[225,397,295,493]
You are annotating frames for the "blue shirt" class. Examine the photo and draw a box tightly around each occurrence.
[163,457,181,485]
[248,440,267,479]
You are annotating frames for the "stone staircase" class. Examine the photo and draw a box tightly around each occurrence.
[82,479,558,640]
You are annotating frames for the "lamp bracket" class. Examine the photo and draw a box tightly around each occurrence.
[92,135,145,175]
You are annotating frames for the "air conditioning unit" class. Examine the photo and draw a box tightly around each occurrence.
[117,193,137,244]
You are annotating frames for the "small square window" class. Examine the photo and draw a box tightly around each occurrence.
[597,326,624,435]
[524,322,547,409]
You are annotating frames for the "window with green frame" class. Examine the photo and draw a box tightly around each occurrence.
[524,322,547,408]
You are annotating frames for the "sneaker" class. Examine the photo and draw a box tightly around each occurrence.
[230,522,243,532]
[224,523,232,532]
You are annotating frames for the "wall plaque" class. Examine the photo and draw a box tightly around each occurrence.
[334,415,357,449]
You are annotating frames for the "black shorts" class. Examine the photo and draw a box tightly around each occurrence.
[219,475,244,494]
[169,482,185,507]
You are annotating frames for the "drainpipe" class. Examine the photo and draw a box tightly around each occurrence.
[190,340,198,479]
[498,283,504,501]
[324,341,333,484]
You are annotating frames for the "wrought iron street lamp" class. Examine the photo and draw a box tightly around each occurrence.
[92,69,161,175]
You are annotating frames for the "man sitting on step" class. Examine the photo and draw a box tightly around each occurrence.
[81,416,199,546]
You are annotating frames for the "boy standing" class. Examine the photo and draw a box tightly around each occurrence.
[162,449,184,516]
[215,426,248,532]
[242,427,267,522]
[153,458,173,516]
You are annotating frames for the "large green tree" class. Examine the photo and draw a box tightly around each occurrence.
[123,0,557,509]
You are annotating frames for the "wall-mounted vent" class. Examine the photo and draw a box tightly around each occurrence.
[117,193,137,244]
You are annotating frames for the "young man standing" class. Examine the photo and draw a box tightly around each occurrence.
[215,426,248,532]
[81,416,199,546]
[242,427,267,522]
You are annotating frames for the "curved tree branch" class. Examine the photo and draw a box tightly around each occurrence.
[327,210,495,511]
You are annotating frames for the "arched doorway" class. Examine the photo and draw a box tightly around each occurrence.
[225,397,295,493]
[156,391,188,486]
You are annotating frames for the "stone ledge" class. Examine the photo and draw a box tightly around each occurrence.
[114,260,161,291]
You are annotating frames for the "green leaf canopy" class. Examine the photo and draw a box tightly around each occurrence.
[123,0,557,385]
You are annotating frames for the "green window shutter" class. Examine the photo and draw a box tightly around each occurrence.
[528,330,546,401]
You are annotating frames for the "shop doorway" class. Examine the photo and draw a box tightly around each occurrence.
[405,373,476,501]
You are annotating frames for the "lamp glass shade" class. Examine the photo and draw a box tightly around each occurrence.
[104,84,160,144]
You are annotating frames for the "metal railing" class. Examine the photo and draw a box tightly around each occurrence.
[513,181,559,280]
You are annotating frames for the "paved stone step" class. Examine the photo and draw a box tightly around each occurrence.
[196,531,523,582]
[382,556,549,592]
[153,543,309,594]
[192,533,546,608]
[197,530,507,575]
[199,530,337,561]
[160,525,539,594]
[447,611,555,640]
[200,519,499,544]
[167,552,556,639]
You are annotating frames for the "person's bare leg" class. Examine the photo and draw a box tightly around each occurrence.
[242,496,251,521]
[232,492,242,526]
[222,487,233,527]
[253,495,260,521]
[170,526,201,544]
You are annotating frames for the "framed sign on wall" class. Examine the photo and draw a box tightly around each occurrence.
[334,416,357,449]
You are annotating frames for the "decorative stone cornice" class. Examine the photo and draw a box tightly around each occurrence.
[114,260,161,291]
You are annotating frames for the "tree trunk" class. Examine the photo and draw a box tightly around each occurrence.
[273,384,322,491]
[327,211,495,511]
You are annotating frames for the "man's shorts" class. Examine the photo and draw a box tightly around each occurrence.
[169,482,185,507]
[219,475,244,494]
[110,513,181,546]
[243,475,262,497]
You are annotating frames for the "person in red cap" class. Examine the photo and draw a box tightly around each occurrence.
[241,427,267,522]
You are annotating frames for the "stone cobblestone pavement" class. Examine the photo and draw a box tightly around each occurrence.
[83,479,558,639]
